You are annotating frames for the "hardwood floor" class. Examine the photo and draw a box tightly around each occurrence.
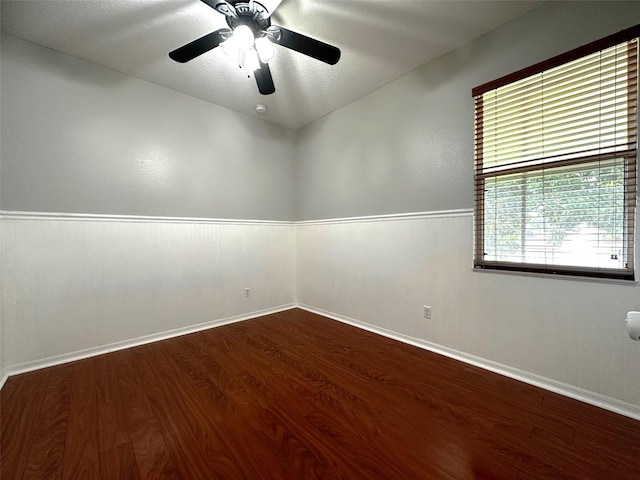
[1,308,639,479]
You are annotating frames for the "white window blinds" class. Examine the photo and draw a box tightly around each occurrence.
[473,27,638,280]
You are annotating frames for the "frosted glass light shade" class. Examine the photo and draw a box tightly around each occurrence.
[233,25,255,49]
[242,48,261,71]
[255,37,275,63]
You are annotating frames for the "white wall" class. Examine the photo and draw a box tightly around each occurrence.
[0,37,5,383]
[1,214,295,368]
[295,1,640,220]
[1,34,297,220]
[0,218,4,382]
[295,1,640,410]
[297,213,640,409]
[0,35,297,371]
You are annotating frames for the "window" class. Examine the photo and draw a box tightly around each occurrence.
[473,26,639,280]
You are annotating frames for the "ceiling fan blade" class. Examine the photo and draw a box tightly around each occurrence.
[169,28,232,63]
[252,0,282,19]
[201,0,237,17]
[267,0,284,18]
[268,26,341,65]
[255,62,275,95]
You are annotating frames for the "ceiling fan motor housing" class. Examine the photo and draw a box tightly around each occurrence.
[226,2,271,34]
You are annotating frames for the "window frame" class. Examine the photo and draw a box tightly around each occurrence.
[472,25,640,281]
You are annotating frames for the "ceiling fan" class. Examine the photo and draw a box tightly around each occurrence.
[169,0,341,95]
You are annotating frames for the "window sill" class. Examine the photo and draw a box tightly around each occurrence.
[472,265,638,286]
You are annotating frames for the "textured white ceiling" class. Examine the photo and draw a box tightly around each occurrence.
[1,0,545,129]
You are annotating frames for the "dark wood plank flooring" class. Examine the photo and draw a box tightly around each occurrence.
[1,308,639,479]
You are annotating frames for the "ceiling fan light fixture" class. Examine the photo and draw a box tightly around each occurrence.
[255,36,275,63]
[233,25,255,50]
[221,27,262,71]
[242,48,261,71]
[220,36,239,61]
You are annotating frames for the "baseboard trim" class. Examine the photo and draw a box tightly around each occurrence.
[0,369,8,391]
[298,304,640,421]
[3,302,639,421]
[2,304,296,380]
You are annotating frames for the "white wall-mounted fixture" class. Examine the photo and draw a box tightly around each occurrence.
[626,311,640,341]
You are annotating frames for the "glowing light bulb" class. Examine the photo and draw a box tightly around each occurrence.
[242,48,261,71]
[221,36,240,63]
[255,37,275,63]
[233,25,255,50]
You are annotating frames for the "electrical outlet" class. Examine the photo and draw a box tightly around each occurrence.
[245,287,250,297]
[423,305,432,319]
